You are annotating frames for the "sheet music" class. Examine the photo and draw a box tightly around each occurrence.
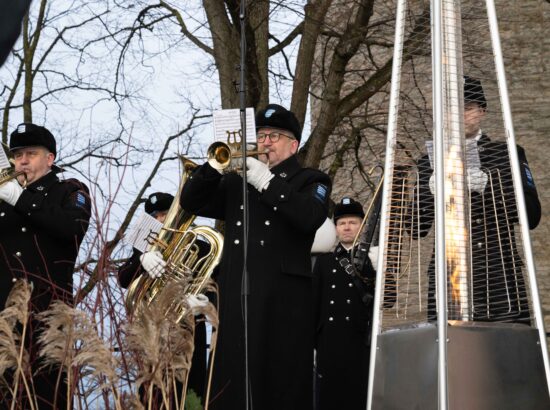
[0,147,10,169]
[425,139,481,169]
[212,108,256,143]
[126,213,163,253]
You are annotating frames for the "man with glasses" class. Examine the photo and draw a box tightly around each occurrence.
[313,197,377,410]
[180,104,331,410]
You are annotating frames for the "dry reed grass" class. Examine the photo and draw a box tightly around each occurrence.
[38,300,122,410]
[125,278,219,409]
[0,280,34,409]
[0,276,219,409]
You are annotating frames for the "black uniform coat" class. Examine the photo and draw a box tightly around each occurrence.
[0,169,90,408]
[118,248,144,289]
[415,134,541,322]
[180,155,331,410]
[313,243,375,410]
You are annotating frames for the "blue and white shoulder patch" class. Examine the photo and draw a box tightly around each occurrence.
[523,163,535,188]
[314,183,328,203]
[75,191,88,208]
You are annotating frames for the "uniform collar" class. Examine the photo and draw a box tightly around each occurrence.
[270,155,301,180]
[26,169,60,192]
[477,133,491,145]
[335,242,351,256]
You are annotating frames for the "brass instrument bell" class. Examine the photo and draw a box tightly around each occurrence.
[207,132,269,173]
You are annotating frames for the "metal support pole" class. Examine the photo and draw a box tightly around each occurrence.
[432,0,449,408]
[366,0,407,408]
[486,0,550,396]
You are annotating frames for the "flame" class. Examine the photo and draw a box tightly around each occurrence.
[444,145,470,320]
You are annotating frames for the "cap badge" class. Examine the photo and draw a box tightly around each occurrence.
[17,124,26,133]
[150,195,157,204]
[265,108,276,118]
[343,198,351,205]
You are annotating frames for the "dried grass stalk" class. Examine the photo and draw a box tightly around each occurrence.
[0,280,34,409]
[37,301,121,410]
[2,280,32,328]
[126,278,217,408]
[122,393,146,410]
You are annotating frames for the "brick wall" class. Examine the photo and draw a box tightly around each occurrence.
[497,0,550,335]
[313,0,550,340]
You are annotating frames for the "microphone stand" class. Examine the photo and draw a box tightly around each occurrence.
[238,1,252,409]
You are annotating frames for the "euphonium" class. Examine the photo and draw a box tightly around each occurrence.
[125,156,224,322]
[207,131,269,173]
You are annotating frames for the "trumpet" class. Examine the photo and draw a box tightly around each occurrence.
[207,132,269,173]
[0,158,27,188]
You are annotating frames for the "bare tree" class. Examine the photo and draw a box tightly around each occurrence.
[0,1,434,407]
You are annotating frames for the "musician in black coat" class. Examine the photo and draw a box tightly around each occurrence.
[0,123,91,409]
[414,76,541,323]
[179,104,331,410]
[118,191,211,405]
[313,198,376,410]
[117,191,173,288]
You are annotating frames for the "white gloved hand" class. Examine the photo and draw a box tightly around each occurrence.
[231,144,257,172]
[246,157,274,192]
[368,246,379,269]
[186,294,210,316]
[0,179,23,206]
[139,250,166,279]
[467,168,488,194]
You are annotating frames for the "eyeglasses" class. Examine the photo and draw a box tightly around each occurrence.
[256,132,295,143]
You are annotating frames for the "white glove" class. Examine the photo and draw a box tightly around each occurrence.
[246,157,274,192]
[186,294,210,316]
[467,168,488,194]
[231,144,256,171]
[368,246,379,269]
[0,179,23,206]
[428,174,436,195]
[139,250,166,279]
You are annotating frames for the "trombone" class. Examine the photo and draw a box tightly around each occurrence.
[351,165,384,275]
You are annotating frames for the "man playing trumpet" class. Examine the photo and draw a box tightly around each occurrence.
[176,104,331,410]
[0,123,91,408]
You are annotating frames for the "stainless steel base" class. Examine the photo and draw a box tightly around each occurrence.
[371,322,550,409]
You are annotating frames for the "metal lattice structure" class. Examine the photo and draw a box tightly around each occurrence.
[367,1,550,408]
